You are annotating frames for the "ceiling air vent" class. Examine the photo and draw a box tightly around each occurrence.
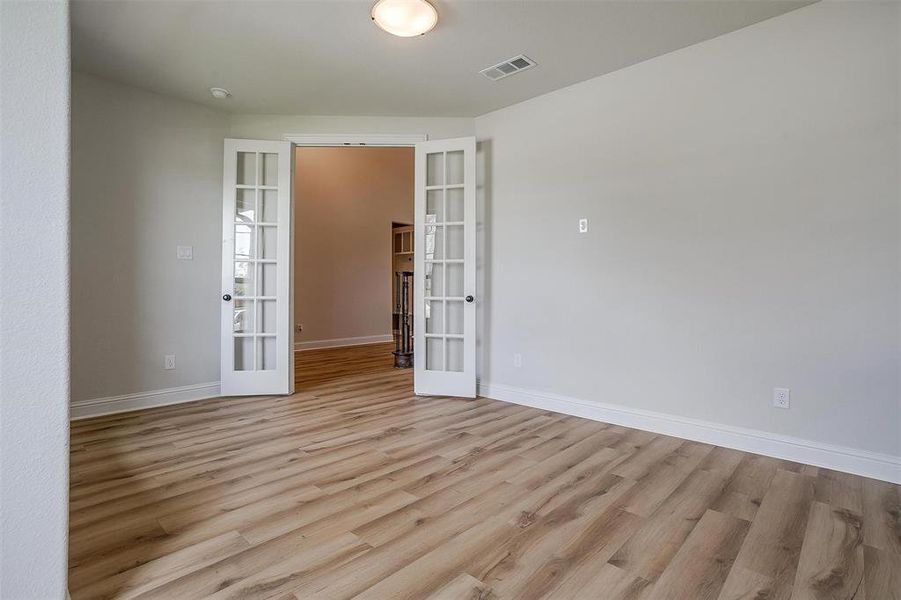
[480,55,536,81]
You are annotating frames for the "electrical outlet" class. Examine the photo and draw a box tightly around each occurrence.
[578,218,589,234]
[773,388,790,409]
[296,324,303,333]
[176,245,193,260]
[513,353,523,368]
[164,354,176,370]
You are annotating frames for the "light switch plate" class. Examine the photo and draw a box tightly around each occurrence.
[176,245,193,260]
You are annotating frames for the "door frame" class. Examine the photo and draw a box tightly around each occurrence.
[284,132,427,377]
[285,133,427,147]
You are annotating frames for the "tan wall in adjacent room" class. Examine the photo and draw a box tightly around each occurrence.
[294,147,413,346]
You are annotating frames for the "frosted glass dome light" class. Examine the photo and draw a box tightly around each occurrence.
[371,0,438,37]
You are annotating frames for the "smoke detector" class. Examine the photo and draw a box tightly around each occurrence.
[209,87,231,99]
[480,55,536,81]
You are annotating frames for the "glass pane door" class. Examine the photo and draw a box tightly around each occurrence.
[221,139,293,396]
[232,150,279,372]
[414,138,476,398]
[423,150,466,373]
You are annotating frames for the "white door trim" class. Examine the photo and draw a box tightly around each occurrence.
[284,133,428,147]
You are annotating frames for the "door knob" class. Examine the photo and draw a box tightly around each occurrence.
[223,294,232,302]
[465,295,474,303]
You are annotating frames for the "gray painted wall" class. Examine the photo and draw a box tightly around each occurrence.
[0,1,71,597]
[71,72,229,402]
[475,1,900,457]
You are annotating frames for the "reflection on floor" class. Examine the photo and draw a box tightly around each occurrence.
[69,343,901,599]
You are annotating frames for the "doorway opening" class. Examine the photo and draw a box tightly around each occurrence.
[292,145,415,388]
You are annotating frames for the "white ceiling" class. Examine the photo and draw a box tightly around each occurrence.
[72,0,812,117]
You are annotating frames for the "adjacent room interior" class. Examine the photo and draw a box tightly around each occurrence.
[1,1,899,599]
[292,146,415,384]
[293,147,413,351]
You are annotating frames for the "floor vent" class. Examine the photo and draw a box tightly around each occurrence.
[480,55,536,81]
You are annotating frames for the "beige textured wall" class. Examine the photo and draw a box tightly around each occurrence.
[295,147,413,345]
[0,1,71,595]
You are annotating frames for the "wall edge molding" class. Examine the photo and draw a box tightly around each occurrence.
[71,381,221,420]
[294,334,394,352]
[477,381,901,484]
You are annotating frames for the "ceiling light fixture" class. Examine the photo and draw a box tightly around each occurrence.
[209,87,231,99]
[371,0,438,37]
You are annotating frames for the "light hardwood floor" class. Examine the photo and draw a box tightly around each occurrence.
[70,343,901,599]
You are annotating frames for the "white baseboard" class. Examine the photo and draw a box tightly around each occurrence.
[294,334,394,352]
[69,374,900,483]
[478,381,901,484]
[71,381,221,420]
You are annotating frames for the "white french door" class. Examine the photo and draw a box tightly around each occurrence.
[414,137,477,397]
[220,139,294,396]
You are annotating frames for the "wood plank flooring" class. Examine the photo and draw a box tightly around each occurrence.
[69,343,901,599]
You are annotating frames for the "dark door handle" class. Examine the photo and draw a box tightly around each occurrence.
[223,294,232,302]
[465,295,474,303]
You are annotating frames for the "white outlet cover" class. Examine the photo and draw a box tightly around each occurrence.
[176,245,193,260]
[164,354,176,370]
[773,387,790,409]
[578,218,589,233]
